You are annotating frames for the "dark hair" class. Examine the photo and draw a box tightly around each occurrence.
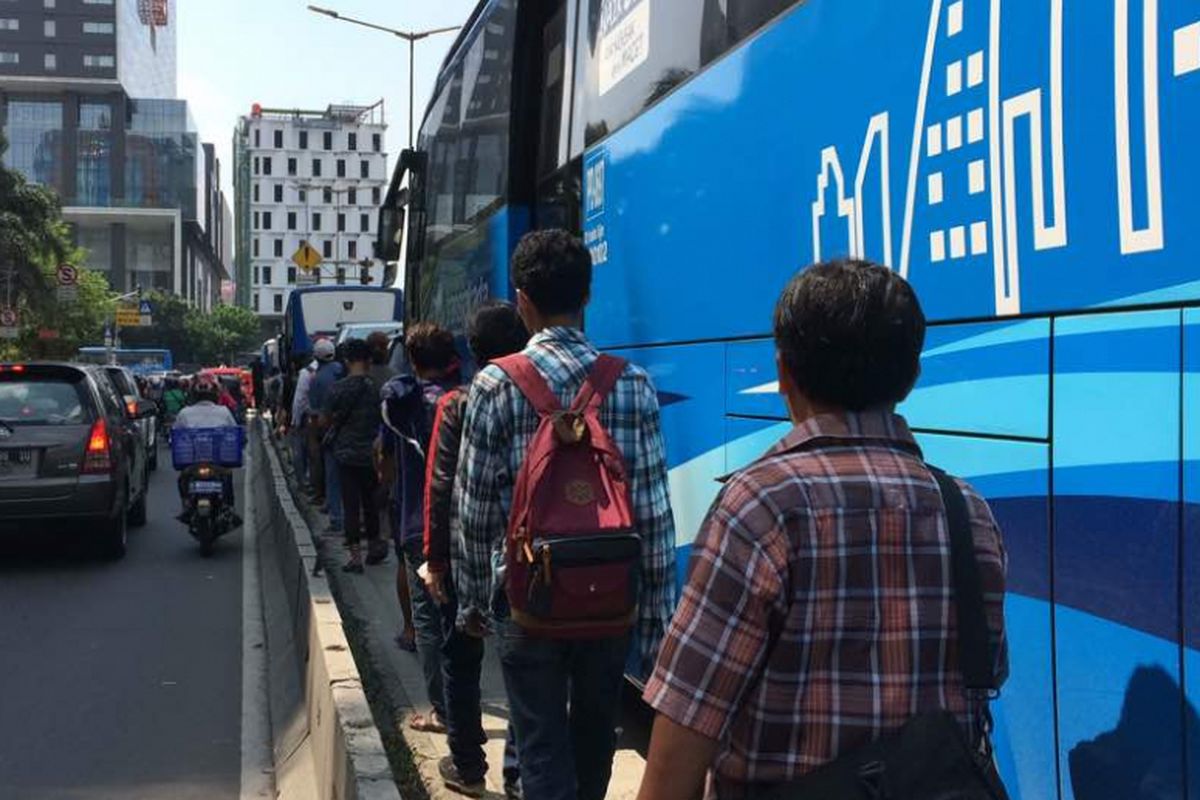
[404,322,457,373]
[773,259,925,411]
[366,331,390,364]
[342,338,372,364]
[467,300,530,365]
[510,229,592,316]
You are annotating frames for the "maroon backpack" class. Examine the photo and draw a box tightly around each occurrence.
[494,353,641,639]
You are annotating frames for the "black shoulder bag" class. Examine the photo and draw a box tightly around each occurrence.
[753,467,1009,800]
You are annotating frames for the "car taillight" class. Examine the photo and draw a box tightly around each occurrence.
[125,396,138,417]
[81,418,113,474]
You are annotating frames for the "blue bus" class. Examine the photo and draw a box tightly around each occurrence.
[386,2,1200,797]
[76,347,173,375]
[280,286,404,361]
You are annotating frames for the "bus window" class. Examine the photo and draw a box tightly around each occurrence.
[537,3,570,179]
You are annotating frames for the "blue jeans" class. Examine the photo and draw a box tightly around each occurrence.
[323,447,342,528]
[498,623,628,800]
[440,581,488,782]
[290,429,308,483]
[404,540,445,719]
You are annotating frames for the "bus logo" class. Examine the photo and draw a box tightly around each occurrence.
[585,153,607,220]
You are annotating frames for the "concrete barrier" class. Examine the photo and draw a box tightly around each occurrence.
[249,423,401,800]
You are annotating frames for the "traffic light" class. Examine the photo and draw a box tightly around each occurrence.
[358,258,372,286]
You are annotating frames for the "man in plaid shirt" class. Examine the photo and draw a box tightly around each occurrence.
[455,229,677,800]
[638,260,1008,800]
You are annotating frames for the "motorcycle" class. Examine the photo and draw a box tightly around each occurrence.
[184,463,235,556]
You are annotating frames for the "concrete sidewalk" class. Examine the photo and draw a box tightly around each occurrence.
[275,433,649,800]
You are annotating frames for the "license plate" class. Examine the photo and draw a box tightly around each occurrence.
[189,480,224,494]
[0,449,34,476]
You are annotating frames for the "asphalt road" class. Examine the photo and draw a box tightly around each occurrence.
[0,454,246,800]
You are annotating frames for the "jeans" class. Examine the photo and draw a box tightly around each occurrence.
[439,581,488,783]
[498,623,628,800]
[323,448,342,528]
[305,419,324,497]
[338,463,379,546]
[290,428,308,484]
[404,539,445,719]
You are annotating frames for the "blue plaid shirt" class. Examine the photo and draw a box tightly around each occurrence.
[454,326,677,670]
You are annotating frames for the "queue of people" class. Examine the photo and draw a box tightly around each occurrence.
[276,229,1009,800]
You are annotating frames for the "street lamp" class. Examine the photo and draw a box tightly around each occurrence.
[307,5,460,148]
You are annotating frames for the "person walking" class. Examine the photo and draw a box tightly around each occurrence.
[456,229,677,800]
[326,339,384,573]
[365,330,398,565]
[286,355,315,484]
[423,301,528,798]
[309,338,345,532]
[379,322,462,734]
[637,260,1009,800]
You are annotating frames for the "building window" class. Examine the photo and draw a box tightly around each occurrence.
[273,294,283,313]
[322,187,332,204]
[252,184,259,202]
[322,240,332,258]
[336,268,346,285]
[373,133,381,152]
[311,158,322,177]
[336,159,346,178]
[44,19,55,36]
[252,238,259,257]
[347,188,357,205]
[360,160,370,179]
[253,211,260,229]
[287,266,297,284]
[262,156,272,175]
[360,213,369,232]
[44,0,55,7]
[287,211,296,231]
[348,240,357,259]
[82,21,114,34]
[287,157,296,176]
[372,186,380,205]
[297,187,306,203]
[253,292,259,311]
[253,156,259,175]
[312,212,321,231]
[323,131,332,150]
[337,213,345,232]
[263,266,272,284]
[263,211,272,229]
[253,266,260,284]
[274,239,283,257]
[273,184,282,203]
[44,53,55,70]
[82,54,115,68]
[0,19,18,31]
[254,128,260,147]
[348,132,357,151]
[0,52,19,64]
[299,130,308,149]
[274,129,283,148]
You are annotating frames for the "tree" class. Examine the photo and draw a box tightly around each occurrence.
[8,262,113,359]
[118,289,193,360]
[186,304,260,365]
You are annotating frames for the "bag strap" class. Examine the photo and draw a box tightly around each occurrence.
[570,354,627,413]
[929,467,996,694]
[494,354,561,417]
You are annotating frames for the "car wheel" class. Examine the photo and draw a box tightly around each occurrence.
[127,469,148,527]
[99,506,128,560]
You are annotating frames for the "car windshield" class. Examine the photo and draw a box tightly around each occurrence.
[0,379,89,425]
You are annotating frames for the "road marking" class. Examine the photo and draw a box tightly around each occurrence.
[241,441,274,799]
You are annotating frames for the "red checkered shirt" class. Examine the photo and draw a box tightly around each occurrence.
[643,411,1008,795]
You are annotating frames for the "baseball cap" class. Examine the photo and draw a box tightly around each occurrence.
[313,339,335,361]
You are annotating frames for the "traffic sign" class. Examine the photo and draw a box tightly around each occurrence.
[56,263,78,287]
[292,243,322,271]
[0,306,18,339]
[56,285,78,303]
[139,299,154,315]
[116,308,142,327]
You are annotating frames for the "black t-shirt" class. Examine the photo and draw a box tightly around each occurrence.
[326,374,381,467]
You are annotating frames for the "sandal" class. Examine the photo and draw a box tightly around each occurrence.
[409,711,447,733]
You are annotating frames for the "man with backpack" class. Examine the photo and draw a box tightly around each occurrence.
[637,260,1009,800]
[456,229,677,800]
[423,301,529,798]
[378,322,462,733]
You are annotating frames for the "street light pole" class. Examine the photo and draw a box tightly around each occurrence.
[306,5,459,148]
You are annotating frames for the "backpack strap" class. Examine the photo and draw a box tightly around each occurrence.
[570,354,627,413]
[493,354,561,417]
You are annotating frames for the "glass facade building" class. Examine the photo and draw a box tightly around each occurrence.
[124,98,199,215]
[4,100,63,192]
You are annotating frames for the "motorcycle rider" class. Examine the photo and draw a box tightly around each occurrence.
[174,374,242,526]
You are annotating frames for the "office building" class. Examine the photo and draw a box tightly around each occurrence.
[0,0,228,309]
[232,101,388,324]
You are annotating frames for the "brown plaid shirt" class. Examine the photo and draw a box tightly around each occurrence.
[643,411,1008,795]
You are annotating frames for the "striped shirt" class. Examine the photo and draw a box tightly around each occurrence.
[643,411,1008,795]
[454,326,677,670]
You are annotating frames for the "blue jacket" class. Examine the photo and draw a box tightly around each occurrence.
[307,360,344,415]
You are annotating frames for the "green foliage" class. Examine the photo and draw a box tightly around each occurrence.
[9,262,114,359]
[118,289,193,358]
[0,132,74,309]
[185,303,261,365]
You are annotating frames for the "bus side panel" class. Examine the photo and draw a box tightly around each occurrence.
[1184,309,1200,799]
[605,341,728,681]
[918,433,1054,800]
[726,340,787,420]
[1052,310,1183,800]
[902,319,1051,440]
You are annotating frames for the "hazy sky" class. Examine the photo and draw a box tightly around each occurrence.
[176,0,478,202]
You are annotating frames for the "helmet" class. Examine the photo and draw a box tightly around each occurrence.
[191,374,220,404]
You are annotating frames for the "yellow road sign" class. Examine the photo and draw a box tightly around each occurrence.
[292,243,322,272]
[116,308,142,327]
